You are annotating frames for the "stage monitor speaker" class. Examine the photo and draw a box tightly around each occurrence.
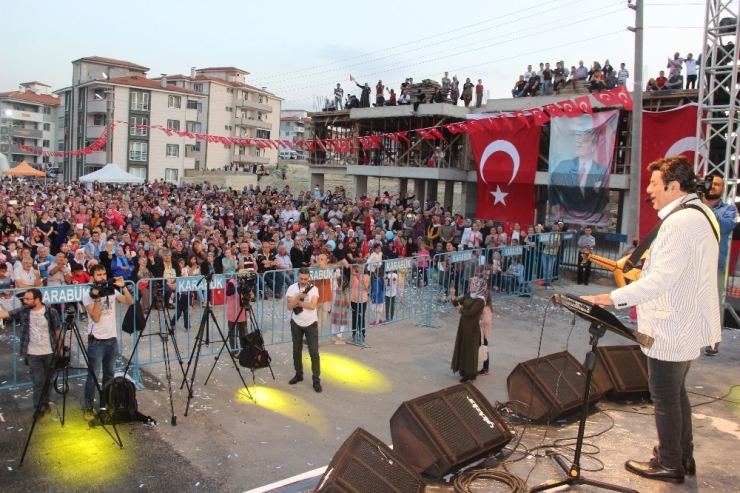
[314,428,425,493]
[389,383,512,480]
[506,351,603,423]
[592,345,650,401]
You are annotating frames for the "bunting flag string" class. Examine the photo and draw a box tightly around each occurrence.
[23,88,632,158]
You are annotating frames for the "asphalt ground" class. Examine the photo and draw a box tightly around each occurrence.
[1,277,738,493]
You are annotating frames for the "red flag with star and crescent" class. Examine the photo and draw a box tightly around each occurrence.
[468,117,541,223]
[639,104,699,236]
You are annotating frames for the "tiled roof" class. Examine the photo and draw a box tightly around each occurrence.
[281,116,311,122]
[73,56,149,71]
[198,66,250,75]
[20,81,51,88]
[104,76,203,96]
[0,91,61,106]
[156,74,281,99]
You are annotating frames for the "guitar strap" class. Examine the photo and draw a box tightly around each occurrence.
[625,202,719,273]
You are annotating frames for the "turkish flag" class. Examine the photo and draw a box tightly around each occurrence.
[468,117,540,224]
[639,104,699,236]
[592,90,618,107]
[574,96,593,114]
[559,100,583,118]
[612,86,634,111]
[530,107,550,126]
[544,104,564,118]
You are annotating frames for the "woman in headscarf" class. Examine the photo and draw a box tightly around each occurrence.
[450,276,486,382]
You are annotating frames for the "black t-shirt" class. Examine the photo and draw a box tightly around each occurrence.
[515,80,526,91]
[553,68,565,80]
[542,69,552,81]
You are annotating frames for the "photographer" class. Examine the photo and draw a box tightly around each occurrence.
[286,267,321,393]
[225,273,247,353]
[0,288,62,419]
[82,264,133,420]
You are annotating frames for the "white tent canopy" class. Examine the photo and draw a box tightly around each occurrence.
[78,163,145,183]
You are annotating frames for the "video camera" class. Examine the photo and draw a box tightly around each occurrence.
[237,270,257,297]
[89,279,117,299]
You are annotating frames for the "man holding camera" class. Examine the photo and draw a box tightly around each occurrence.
[286,267,321,393]
[82,264,133,420]
[0,288,62,419]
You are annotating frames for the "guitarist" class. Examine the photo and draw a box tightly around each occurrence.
[584,156,720,485]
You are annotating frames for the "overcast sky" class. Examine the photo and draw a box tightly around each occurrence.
[2,0,712,111]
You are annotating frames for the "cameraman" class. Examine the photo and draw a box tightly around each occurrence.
[286,267,321,393]
[82,264,133,419]
[0,288,62,418]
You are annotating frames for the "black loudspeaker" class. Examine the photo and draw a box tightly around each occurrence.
[314,428,425,493]
[592,345,650,401]
[507,351,603,423]
[389,383,512,480]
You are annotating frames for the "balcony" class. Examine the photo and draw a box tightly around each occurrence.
[11,127,43,139]
[234,118,272,130]
[185,108,198,122]
[10,143,41,155]
[293,126,305,134]
[4,110,43,123]
[85,151,107,165]
[185,146,202,157]
[233,153,270,164]
[235,99,273,113]
[86,125,105,139]
[86,99,108,114]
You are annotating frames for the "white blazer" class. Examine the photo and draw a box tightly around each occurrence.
[611,195,721,362]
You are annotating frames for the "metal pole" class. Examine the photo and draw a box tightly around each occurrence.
[105,85,113,165]
[626,0,644,237]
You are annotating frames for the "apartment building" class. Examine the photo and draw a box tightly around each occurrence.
[279,110,311,159]
[161,67,282,171]
[55,56,206,182]
[0,82,61,171]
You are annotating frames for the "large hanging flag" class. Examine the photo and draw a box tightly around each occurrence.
[468,117,540,224]
[548,110,619,226]
[640,104,700,236]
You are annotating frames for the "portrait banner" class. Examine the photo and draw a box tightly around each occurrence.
[548,110,619,226]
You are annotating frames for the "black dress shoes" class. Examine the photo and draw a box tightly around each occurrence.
[652,445,695,476]
[313,381,322,393]
[288,375,303,385]
[625,458,685,484]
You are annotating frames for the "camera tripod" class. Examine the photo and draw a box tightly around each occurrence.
[181,275,254,414]
[203,289,275,391]
[20,306,122,466]
[125,289,190,425]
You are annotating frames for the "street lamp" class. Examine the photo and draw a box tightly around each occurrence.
[102,72,113,166]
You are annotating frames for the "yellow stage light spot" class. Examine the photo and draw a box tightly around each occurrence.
[31,417,131,485]
[308,352,392,394]
[236,387,330,434]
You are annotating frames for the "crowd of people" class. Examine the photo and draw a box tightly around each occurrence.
[645,52,699,92]
[511,59,629,97]
[324,72,486,111]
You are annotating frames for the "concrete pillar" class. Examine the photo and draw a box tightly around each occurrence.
[399,178,408,196]
[414,179,425,201]
[353,175,368,197]
[460,181,478,218]
[310,172,325,191]
[443,180,455,210]
[427,180,439,204]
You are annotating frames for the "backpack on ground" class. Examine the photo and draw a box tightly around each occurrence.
[93,376,155,426]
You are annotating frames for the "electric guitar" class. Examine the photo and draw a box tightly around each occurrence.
[582,250,648,288]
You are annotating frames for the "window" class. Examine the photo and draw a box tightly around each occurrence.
[129,142,148,161]
[284,131,289,136]
[128,166,147,180]
[93,89,106,100]
[166,119,180,130]
[194,84,203,93]
[43,123,51,131]
[225,106,233,112]
[130,116,148,136]
[258,95,263,103]
[194,160,200,169]
[238,146,246,155]
[93,114,105,126]
[168,95,181,108]
[197,102,202,113]
[224,125,232,131]
[131,91,150,111]
[242,91,248,100]
[43,107,52,115]
[42,140,50,147]
[256,129,270,140]
[240,111,247,119]
[166,144,179,157]
[165,169,179,182]
[186,100,198,109]
[257,112,263,120]
[227,88,234,94]
[186,121,201,133]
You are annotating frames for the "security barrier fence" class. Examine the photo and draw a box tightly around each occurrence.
[0,234,580,391]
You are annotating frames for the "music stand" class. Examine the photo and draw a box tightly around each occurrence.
[530,294,654,493]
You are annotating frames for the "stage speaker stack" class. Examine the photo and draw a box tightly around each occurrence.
[314,428,425,493]
[592,345,650,401]
[389,383,512,480]
[506,351,603,422]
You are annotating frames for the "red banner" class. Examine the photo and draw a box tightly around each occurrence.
[468,117,540,224]
[640,105,699,236]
